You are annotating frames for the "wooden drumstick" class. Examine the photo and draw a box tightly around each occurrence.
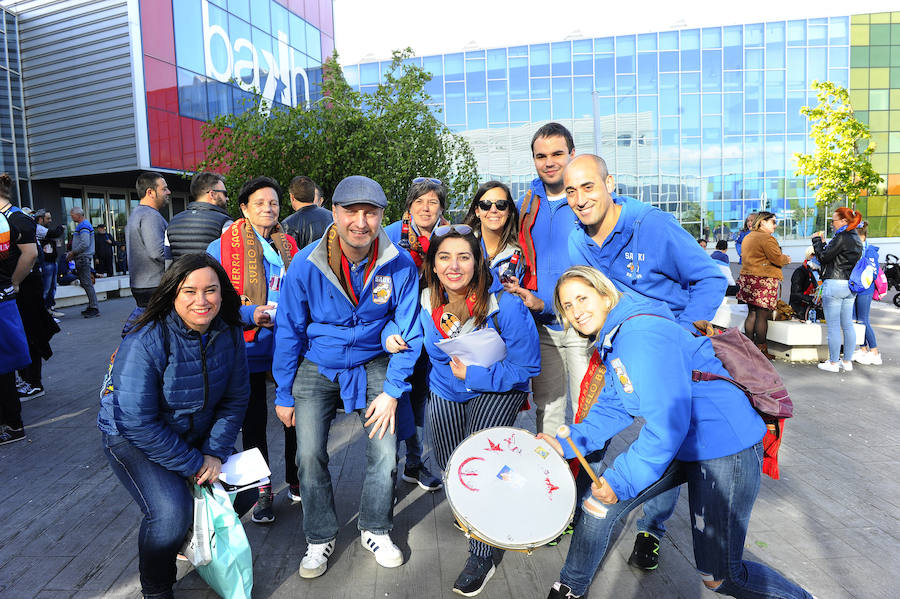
[557,425,602,488]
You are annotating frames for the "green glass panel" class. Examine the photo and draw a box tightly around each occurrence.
[871,46,890,67]
[868,216,886,236]
[892,67,900,89]
[870,24,891,44]
[871,89,890,110]
[872,67,890,87]
[850,68,868,88]
[869,110,889,130]
[893,47,900,66]
[851,46,869,67]
[856,110,869,124]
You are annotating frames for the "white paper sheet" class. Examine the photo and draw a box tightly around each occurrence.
[434,327,507,367]
[219,447,272,493]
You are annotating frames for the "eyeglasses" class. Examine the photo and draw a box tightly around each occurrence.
[413,177,442,186]
[211,188,229,198]
[477,199,511,212]
[433,224,473,237]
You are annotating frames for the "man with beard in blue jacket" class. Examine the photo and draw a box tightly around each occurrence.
[273,175,422,580]
[563,153,727,574]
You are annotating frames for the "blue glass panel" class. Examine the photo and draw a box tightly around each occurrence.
[616,35,635,73]
[552,42,571,76]
[743,176,762,196]
[508,45,528,57]
[207,79,231,119]
[573,39,592,53]
[594,55,614,93]
[173,0,204,75]
[724,26,741,47]
[829,46,848,68]
[509,57,528,99]
[766,70,785,112]
[702,50,722,91]
[829,16,849,45]
[808,48,826,84]
[681,94,700,136]
[723,93,742,135]
[468,102,487,129]
[745,48,763,70]
[808,24,827,46]
[660,116,679,145]
[702,116,721,144]
[745,71,763,112]
[786,135,806,169]
[574,52,592,76]
[289,14,306,53]
[232,86,255,115]
[445,82,465,125]
[681,49,700,71]
[466,59,486,101]
[360,62,379,85]
[787,48,806,89]
[766,113,784,134]
[423,56,443,103]
[249,0,269,30]
[573,76,592,117]
[594,96,615,117]
[786,93,806,134]
[487,49,506,79]
[659,51,678,72]
[638,33,657,51]
[638,52,657,93]
[509,100,529,122]
[531,77,550,99]
[681,137,700,175]
[702,27,721,48]
[765,136,784,176]
[444,53,464,81]
[343,65,359,88]
[306,24,321,62]
[703,92,721,115]
[229,16,253,84]
[681,29,699,49]
[658,31,677,51]
[681,71,700,93]
[723,71,742,91]
[466,50,485,59]
[530,44,550,77]
[766,41,784,69]
[660,73,679,116]
[252,27,273,87]
[745,113,762,135]
[787,20,806,46]
[617,95,636,114]
[271,2,288,36]
[617,74,636,95]
[488,80,507,122]
[724,44,742,70]
[532,99,550,122]
[745,23,764,46]
[552,78,573,119]
[829,69,848,88]
[228,0,250,21]
[177,68,208,120]
[594,37,614,52]
[639,96,658,133]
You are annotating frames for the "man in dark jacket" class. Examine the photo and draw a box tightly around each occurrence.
[281,175,332,250]
[94,224,116,277]
[164,172,233,267]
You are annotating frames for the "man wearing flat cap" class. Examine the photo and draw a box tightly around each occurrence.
[273,175,422,579]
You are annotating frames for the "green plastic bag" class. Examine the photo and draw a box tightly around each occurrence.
[194,483,253,599]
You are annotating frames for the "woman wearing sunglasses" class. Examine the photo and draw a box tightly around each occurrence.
[419,224,540,596]
[463,181,523,289]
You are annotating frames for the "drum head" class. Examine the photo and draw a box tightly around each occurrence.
[444,426,576,551]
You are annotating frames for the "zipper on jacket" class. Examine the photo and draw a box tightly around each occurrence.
[200,340,209,410]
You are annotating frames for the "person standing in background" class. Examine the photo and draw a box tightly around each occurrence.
[67,207,100,318]
[94,224,116,277]
[126,172,170,312]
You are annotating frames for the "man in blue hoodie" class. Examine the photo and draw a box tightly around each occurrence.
[273,175,422,580]
[502,123,593,439]
[563,153,727,574]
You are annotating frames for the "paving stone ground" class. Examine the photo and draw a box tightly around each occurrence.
[0,295,897,599]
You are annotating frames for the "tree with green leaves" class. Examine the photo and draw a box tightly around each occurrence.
[196,49,479,223]
[794,80,882,217]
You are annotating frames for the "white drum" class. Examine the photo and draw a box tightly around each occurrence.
[444,426,577,552]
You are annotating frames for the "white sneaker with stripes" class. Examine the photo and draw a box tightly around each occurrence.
[298,540,334,578]
[361,531,404,568]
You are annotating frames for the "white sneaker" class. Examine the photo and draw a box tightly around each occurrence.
[868,353,882,365]
[841,360,853,372]
[361,531,404,568]
[817,361,840,372]
[299,540,335,578]
[851,350,868,363]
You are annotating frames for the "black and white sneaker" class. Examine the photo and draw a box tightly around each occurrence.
[452,554,495,596]
[627,532,660,570]
[402,462,443,491]
[0,426,25,445]
[19,384,45,401]
[547,581,582,598]
[298,540,334,578]
[251,486,275,523]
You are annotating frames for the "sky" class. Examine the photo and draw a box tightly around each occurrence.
[332,0,899,65]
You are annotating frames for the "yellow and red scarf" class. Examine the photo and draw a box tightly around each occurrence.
[325,225,378,305]
[401,211,450,270]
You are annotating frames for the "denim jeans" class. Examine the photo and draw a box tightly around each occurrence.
[822,279,856,363]
[636,487,680,540]
[41,260,57,309]
[559,443,811,598]
[292,354,397,543]
[853,291,877,349]
[102,433,191,599]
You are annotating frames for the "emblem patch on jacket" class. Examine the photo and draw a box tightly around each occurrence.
[373,275,392,304]
[610,358,634,393]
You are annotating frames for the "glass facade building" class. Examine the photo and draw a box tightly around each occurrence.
[344,12,900,240]
[0,6,29,205]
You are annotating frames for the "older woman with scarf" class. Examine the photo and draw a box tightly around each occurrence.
[208,176,299,523]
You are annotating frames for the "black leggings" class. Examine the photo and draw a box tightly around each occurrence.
[242,371,298,487]
[743,304,770,345]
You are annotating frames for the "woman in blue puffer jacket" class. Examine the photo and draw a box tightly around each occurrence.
[98,253,250,599]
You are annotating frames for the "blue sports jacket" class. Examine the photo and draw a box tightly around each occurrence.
[97,313,250,478]
[517,178,581,327]
[420,289,541,402]
[560,293,766,501]
[857,242,880,297]
[272,226,423,412]
[568,194,726,330]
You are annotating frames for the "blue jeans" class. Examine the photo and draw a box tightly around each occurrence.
[41,260,57,309]
[560,443,811,598]
[822,279,856,363]
[853,291,877,349]
[292,354,397,543]
[636,487,680,540]
[103,433,191,599]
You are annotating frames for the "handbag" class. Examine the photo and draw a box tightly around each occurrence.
[194,483,254,599]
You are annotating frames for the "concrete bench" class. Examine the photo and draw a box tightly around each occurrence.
[54,275,131,308]
[711,299,865,362]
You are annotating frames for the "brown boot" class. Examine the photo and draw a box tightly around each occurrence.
[757,343,776,360]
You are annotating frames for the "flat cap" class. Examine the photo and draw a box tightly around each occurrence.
[332,176,387,209]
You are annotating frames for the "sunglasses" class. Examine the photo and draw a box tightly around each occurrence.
[413,177,442,185]
[433,224,473,237]
[477,199,511,212]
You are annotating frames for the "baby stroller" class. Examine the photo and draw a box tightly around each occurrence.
[884,254,900,307]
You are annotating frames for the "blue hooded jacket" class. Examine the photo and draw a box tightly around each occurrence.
[272,226,423,414]
[97,312,251,478]
[420,288,541,402]
[568,194,726,330]
[559,293,766,501]
[517,177,581,327]
[857,242,880,297]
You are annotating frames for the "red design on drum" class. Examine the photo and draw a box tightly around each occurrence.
[544,476,560,498]
[484,439,503,452]
[503,433,522,454]
[458,456,485,491]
